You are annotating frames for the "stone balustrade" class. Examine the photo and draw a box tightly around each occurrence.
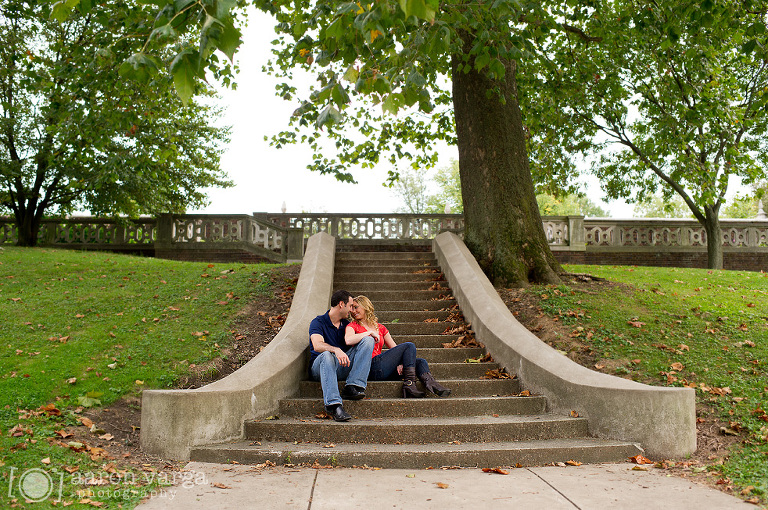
[0,214,303,263]
[3,213,768,269]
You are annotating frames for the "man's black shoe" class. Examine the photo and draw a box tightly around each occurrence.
[325,404,351,422]
[341,385,366,400]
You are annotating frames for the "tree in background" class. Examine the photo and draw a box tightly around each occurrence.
[0,1,232,246]
[537,194,608,217]
[632,194,691,219]
[522,0,768,269]
[426,159,463,214]
[393,168,429,214]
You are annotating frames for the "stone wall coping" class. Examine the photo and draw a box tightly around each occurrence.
[139,232,335,459]
[432,231,696,458]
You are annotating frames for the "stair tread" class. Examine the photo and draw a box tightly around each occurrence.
[247,414,580,426]
[197,437,639,453]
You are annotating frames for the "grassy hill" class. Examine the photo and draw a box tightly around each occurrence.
[0,247,285,508]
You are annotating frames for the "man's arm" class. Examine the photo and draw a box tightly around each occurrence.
[311,333,350,367]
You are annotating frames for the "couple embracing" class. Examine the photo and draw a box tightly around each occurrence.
[308,290,451,422]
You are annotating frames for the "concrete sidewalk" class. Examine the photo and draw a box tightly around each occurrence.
[136,462,749,509]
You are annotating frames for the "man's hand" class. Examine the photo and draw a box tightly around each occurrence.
[336,349,350,367]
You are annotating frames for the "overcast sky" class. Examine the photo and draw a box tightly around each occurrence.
[186,9,664,218]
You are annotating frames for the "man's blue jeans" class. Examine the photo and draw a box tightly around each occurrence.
[310,336,374,407]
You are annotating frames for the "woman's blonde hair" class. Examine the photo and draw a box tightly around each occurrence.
[353,295,378,326]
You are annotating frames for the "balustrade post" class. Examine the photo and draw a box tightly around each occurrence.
[43,221,57,245]
[285,228,304,262]
[567,216,586,251]
[155,214,173,250]
[331,217,339,237]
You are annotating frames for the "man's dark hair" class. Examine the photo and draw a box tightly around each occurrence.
[330,289,352,307]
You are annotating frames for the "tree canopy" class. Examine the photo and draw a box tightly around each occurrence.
[521,0,768,267]
[1,1,232,246]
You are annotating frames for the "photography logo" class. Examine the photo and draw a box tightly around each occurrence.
[8,467,64,502]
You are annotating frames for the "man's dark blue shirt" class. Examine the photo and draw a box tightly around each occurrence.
[308,311,350,366]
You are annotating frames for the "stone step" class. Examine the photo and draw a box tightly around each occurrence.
[339,281,451,292]
[191,438,643,469]
[298,378,521,399]
[392,335,469,348]
[369,300,457,312]
[421,362,499,379]
[335,262,440,272]
[278,396,547,418]
[244,414,591,444]
[377,310,452,322]
[336,252,435,261]
[333,272,445,283]
[343,290,453,302]
[399,346,485,363]
[385,322,459,335]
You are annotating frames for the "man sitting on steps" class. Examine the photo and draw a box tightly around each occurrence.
[308,289,374,422]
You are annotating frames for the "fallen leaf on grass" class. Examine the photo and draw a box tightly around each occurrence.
[670,362,684,371]
[80,417,94,428]
[627,321,646,328]
[64,466,79,474]
[55,430,74,439]
[482,467,509,475]
[41,457,51,465]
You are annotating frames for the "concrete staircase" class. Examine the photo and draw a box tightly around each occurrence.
[191,250,642,468]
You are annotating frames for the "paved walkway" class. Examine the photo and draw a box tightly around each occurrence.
[136,462,749,509]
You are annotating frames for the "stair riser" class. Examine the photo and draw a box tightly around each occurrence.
[386,322,463,335]
[191,444,643,469]
[376,310,453,322]
[334,273,444,283]
[394,335,469,348]
[366,301,457,312]
[336,253,435,261]
[423,363,499,379]
[278,397,547,418]
[244,420,590,444]
[341,291,453,301]
[298,379,521,399]
[407,347,485,363]
[340,282,451,292]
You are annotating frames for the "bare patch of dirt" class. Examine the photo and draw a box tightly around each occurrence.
[62,264,300,473]
[499,275,745,498]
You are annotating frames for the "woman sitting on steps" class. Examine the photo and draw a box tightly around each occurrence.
[345,295,451,398]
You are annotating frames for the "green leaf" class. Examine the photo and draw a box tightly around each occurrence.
[382,93,402,115]
[343,65,360,83]
[397,0,436,21]
[118,53,162,83]
[316,105,343,129]
[217,19,242,61]
[50,0,81,22]
[170,49,201,105]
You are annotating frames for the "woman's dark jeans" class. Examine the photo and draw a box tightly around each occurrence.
[368,341,429,381]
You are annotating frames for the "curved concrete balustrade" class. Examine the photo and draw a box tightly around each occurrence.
[433,232,696,458]
[140,232,335,459]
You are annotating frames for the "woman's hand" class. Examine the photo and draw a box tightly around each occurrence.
[397,364,403,376]
[368,328,380,340]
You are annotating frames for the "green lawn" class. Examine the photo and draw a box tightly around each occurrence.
[0,246,283,508]
[534,264,768,504]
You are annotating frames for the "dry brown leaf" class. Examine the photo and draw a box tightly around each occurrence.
[212,482,232,489]
[80,417,94,428]
[565,460,582,466]
[628,454,654,465]
[435,482,449,489]
[481,467,509,475]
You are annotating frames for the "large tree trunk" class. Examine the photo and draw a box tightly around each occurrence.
[451,47,561,287]
[703,205,723,270]
[14,207,42,247]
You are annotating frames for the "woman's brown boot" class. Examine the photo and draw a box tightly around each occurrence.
[419,372,451,397]
[402,367,426,398]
